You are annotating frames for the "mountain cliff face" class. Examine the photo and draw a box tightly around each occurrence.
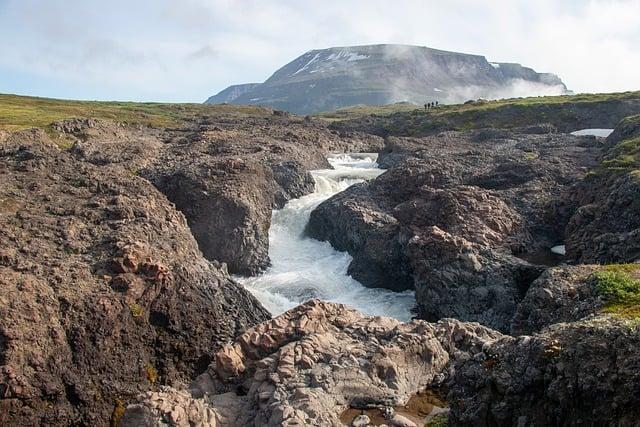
[204,83,260,104]
[205,44,568,114]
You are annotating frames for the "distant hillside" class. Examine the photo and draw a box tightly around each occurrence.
[205,44,569,114]
[205,83,261,104]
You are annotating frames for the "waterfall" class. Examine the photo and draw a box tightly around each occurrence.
[237,153,415,321]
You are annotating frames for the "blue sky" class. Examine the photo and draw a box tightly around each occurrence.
[0,0,638,102]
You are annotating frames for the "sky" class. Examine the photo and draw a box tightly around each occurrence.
[0,0,638,102]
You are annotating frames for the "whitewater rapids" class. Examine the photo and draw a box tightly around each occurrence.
[238,153,415,321]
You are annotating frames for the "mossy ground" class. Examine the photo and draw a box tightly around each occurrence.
[426,412,449,427]
[315,91,640,122]
[129,303,144,318]
[592,264,640,319]
[601,136,640,173]
[0,93,271,132]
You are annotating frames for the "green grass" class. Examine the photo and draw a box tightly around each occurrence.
[321,90,640,139]
[315,91,640,122]
[592,264,640,319]
[316,101,420,121]
[426,413,449,427]
[601,136,640,172]
[0,93,272,131]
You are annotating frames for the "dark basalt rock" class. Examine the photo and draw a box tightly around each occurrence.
[448,316,640,426]
[510,265,602,335]
[309,128,604,331]
[565,116,640,264]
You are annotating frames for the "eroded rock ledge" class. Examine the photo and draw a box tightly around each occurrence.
[121,300,640,426]
[61,116,383,275]
[308,127,602,331]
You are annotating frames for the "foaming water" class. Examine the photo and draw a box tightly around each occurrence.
[238,153,415,321]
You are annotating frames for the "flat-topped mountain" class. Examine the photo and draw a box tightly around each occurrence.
[205,44,569,114]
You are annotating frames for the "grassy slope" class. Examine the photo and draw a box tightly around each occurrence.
[592,264,640,320]
[601,115,640,173]
[316,91,640,121]
[0,93,272,132]
[316,102,420,122]
[318,90,640,137]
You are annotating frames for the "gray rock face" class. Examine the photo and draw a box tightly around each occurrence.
[565,116,640,264]
[205,44,568,114]
[566,173,640,264]
[205,83,261,104]
[448,316,640,426]
[121,301,640,427]
[510,265,602,335]
[308,129,602,331]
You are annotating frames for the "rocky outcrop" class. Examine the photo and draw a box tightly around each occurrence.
[308,129,602,331]
[449,316,640,426]
[510,265,602,335]
[0,130,270,426]
[566,173,640,264]
[58,115,383,275]
[565,115,640,264]
[121,300,503,426]
[121,301,640,426]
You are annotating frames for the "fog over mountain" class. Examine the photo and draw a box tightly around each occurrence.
[206,44,568,114]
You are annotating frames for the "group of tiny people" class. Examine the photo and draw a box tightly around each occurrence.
[424,101,439,110]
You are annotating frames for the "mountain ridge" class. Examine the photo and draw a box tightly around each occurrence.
[205,44,569,114]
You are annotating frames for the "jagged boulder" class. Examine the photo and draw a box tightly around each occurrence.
[122,301,640,427]
[449,316,640,426]
[511,265,602,335]
[121,300,503,426]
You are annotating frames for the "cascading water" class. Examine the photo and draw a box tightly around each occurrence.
[238,153,415,321]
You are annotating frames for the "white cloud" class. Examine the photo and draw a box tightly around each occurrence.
[0,0,638,101]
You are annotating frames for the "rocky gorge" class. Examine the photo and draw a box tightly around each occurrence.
[1,92,640,426]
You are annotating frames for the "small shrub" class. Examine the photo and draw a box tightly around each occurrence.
[592,264,640,319]
[129,303,144,318]
[426,413,449,427]
[145,364,158,386]
[593,267,640,304]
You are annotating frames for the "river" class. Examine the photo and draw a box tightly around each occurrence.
[237,153,415,321]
